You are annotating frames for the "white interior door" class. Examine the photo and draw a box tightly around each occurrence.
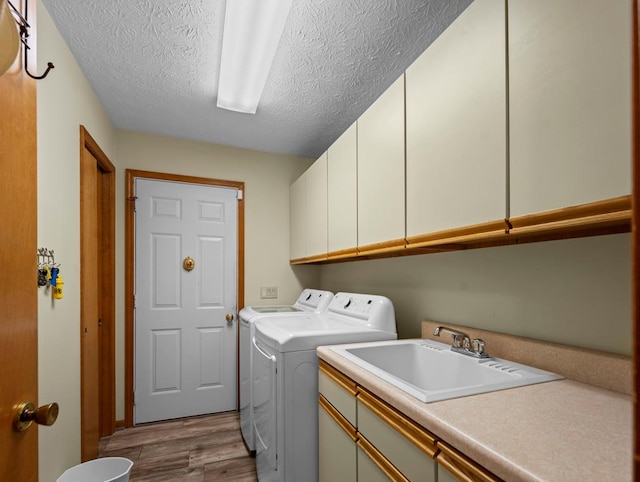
[135,178,238,424]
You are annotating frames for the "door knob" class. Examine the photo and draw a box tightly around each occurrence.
[183,256,195,272]
[14,401,59,432]
[226,313,234,324]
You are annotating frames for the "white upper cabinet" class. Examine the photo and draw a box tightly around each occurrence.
[328,122,358,253]
[305,153,328,257]
[290,171,306,260]
[406,0,507,236]
[508,0,632,218]
[357,75,406,248]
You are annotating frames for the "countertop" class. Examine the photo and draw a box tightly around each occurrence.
[317,342,632,482]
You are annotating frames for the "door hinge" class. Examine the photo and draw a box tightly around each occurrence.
[133,294,137,309]
[128,195,138,212]
[237,189,243,200]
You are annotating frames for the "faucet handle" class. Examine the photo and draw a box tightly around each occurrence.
[471,338,487,357]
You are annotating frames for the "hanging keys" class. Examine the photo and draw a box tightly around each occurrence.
[38,268,48,287]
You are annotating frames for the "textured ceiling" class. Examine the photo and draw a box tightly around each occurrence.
[42,0,473,159]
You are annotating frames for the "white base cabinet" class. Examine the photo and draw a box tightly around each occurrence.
[318,398,357,482]
[318,361,498,482]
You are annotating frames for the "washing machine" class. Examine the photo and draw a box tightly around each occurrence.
[239,289,334,454]
[251,292,397,482]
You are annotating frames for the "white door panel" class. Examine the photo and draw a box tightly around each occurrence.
[135,179,238,424]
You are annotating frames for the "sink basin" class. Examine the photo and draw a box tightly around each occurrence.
[331,339,563,403]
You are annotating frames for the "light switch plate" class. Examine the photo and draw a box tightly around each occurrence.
[260,286,278,299]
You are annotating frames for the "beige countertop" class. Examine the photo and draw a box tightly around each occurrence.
[317,342,632,482]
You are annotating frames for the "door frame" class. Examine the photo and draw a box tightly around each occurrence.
[124,169,245,427]
[79,126,116,453]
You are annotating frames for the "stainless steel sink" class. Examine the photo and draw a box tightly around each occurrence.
[331,339,563,403]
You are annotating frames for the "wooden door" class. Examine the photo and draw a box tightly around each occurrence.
[134,179,238,424]
[79,128,116,459]
[79,127,116,452]
[80,147,100,460]
[0,0,38,479]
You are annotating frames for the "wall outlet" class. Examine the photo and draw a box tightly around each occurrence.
[260,286,278,299]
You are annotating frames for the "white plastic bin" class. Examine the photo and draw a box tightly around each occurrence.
[57,457,133,482]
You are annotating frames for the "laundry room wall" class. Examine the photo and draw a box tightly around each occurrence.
[36,1,118,480]
[319,233,631,356]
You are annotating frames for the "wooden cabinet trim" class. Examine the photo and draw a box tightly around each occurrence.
[319,394,358,442]
[289,256,308,265]
[358,388,438,458]
[436,441,502,482]
[306,253,328,263]
[357,436,412,482]
[406,220,508,248]
[326,247,359,261]
[357,238,406,256]
[509,195,631,229]
[508,209,631,237]
[319,359,358,396]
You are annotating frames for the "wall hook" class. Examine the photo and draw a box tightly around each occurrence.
[8,0,55,80]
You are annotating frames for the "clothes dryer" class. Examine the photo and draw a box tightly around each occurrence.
[239,289,333,453]
[251,292,397,482]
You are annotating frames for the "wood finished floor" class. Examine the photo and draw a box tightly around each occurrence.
[99,411,257,481]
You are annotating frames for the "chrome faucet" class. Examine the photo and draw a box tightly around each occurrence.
[433,326,489,358]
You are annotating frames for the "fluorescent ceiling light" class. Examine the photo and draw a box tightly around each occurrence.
[217,0,294,114]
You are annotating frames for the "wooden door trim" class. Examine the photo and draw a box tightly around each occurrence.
[80,126,116,442]
[124,169,245,427]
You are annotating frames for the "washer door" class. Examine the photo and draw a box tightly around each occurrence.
[252,336,277,472]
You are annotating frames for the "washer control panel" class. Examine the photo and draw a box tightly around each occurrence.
[327,292,396,333]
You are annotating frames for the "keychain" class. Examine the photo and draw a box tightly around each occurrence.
[50,267,59,287]
[52,274,64,299]
[38,268,48,287]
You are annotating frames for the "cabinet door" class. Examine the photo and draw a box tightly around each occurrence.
[436,441,501,482]
[305,153,328,257]
[328,122,358,254]
[358,390,437,482]
[357,444,398,482]
[509,0,631,217]
[357,75,405,249]
[437,465,461,482]
[290,172,306,260]
[319,398,357,482]
[406,0,506,236]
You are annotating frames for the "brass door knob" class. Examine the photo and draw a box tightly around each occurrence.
[14,401,59,432]
[183,257,195,272]
[226,313,234,324]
